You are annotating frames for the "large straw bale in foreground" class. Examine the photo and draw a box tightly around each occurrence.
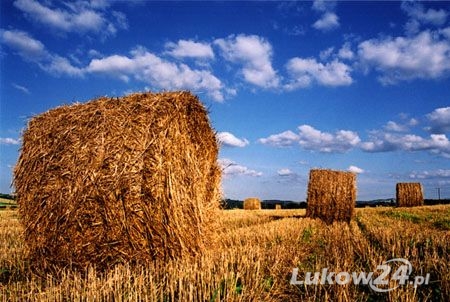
[306,169,356,224]
[396,183,423,207]
[14,91,221,271]
[244,198,261,210]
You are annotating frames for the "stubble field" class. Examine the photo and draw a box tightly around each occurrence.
[1,205,449,301]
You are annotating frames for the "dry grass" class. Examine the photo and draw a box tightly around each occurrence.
[306,169,356,224]
[396,183,424,207]
[13,91,221,272]
[1,205,449,301]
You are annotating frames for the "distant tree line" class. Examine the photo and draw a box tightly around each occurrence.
[221,199,307,209]
[222,198,450,210]
[0,193,15,200]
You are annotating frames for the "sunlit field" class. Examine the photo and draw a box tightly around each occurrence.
[1,205,449,301]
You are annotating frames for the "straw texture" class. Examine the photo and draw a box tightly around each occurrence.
[243,198,261,210]
[14,91,221,271]
[396,183,423,207]
[306,169,356,224]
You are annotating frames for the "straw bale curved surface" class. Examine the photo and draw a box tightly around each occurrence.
[306,169,356,224]
[396,183,423,207]
[243,198,261,210]
[14,91,221,271]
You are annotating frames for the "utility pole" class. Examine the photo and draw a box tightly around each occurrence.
[435,187,441,200]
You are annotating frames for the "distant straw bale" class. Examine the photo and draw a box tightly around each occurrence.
[306,169,356,224]
[244,198,261,210]
[396,183,423,207]
[275,204,282,210]
[14,91,221,271]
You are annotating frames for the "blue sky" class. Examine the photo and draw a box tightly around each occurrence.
[1,0,449,201]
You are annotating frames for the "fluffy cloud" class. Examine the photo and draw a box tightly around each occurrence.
[214,34,280,88]
[402,1,448,35]
[0,29,83,77]
[277,168,294,176]
[406,4,448,25]
[297,125,360,153]
[312,12,340,31]
[13,0,127,37]
[285,57,352,88]
[361,132,450,157]
[312,0,336,12]
[217,132,249,147]
[218,158,262,177]
[348,165,364,174]
[258,130,299,147]
[259,125,360,153]
[87,47,224,101]
[383,121,409,132]
[409,169,450,179]
[338,42,355,60]
[165,40,214,59]
[259,106,450,157]
[426,106,450,134]
[358,30,450,84]
[1,29,46,59]
[1,31,223,100]
[0,138,20,145]
[311,0,339,32]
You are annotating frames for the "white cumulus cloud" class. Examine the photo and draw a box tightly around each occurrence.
[87,47,225,101]
[409,169,450,179]
[13,0,127,37]
[0,138,20,145]
[218,158,262,177]
[214,34,280,88]
[277,168,294,176]
[361,132,450,158]
[384,121,409,132]
[358,30,450,84]
[285,57,352,88]
[217,132,249,148]
[0,29,83,77]
[311,1,339,32]
[402,1,448,34]
[258,130,299,147]
[426,106,450,134]
[165,40,214,59]
[313,12,340,31]
[259,125,360,153]
[338,42,355,60]
[348,165,364,174]
[297,125,360,153]
[1,29,46,59]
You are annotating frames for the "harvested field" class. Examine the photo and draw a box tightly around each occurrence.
[1,205,449,301]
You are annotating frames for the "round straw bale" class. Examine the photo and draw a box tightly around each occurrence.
[306,169,356,224]
[396,183,423,207]
[243,198,261,210]
[14,91,221,271]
